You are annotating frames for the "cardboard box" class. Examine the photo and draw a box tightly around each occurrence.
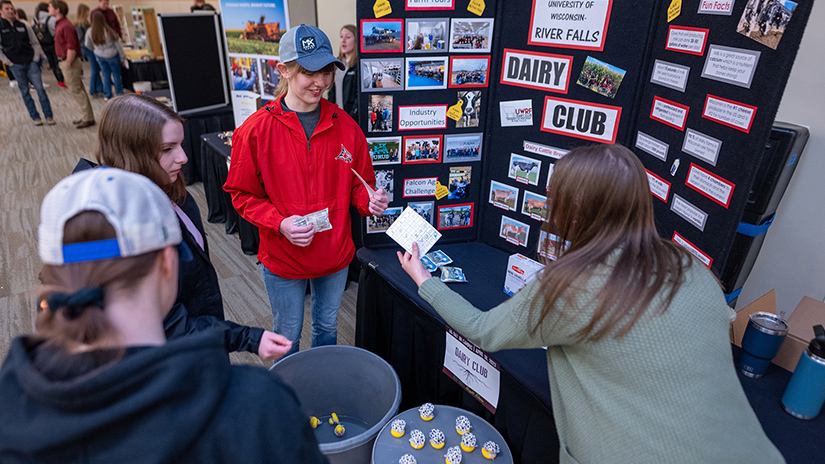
[504,254,544,296]
[733,290,825,372]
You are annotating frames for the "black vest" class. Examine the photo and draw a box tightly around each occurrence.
[0,18,34,64]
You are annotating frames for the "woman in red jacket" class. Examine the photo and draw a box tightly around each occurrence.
[225,24,389,356]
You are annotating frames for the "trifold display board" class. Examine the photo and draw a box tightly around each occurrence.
[356,0,812,282]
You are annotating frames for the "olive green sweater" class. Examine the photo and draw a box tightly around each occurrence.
[419,260,784,464]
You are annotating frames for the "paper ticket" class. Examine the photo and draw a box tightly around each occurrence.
[293,208,332,232]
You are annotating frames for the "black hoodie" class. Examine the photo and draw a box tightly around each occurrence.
[0,331,328,464]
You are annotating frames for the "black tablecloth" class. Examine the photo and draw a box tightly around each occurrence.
[121,59,167,91]
[355,242,824,464]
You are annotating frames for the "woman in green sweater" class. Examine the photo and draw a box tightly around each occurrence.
[398,144,784,463]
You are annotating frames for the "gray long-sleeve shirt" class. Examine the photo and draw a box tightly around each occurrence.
[83,28,124,61]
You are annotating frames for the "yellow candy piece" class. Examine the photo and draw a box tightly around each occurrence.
[482,447,496,460]
[461,443,475,453]
[391,429,404,438]
[431,440,445,450]
[420,414,434,421]
[334,424,346,437]
[309,416,321,428]
[412,442,424,450]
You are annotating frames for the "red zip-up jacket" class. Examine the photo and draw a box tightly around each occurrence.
[224,97,375,279]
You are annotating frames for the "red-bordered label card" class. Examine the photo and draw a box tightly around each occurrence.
[672,232,713,267]
[650,96,689,131]
[528,0,613,51]
[398,105,448,131]
[500,48,572,93]
[665,25,709,56]
[702,94,757,133]
[403,177,438,197]
[646,169,671,202]
[540,96,621,144]
[685,163,735,208]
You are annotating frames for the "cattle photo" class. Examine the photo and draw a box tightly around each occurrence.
[456,90,481,128]
[489,180,518,211]
[508,153,542,186]
[374,169,394,202]
[522,191,548,221]
[737,0,797,50]
[367,207,403,233]
[499,216,530,247]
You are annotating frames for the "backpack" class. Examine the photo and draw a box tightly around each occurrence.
[32,17,54,47]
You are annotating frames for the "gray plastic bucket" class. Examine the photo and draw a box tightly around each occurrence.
[271,345,402,464]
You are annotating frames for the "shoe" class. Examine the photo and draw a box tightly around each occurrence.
[42,83,50,88]
[33,119,43,126]
[72,119,82,125]
[75,120,95,129]
[9,81,17,88]
[57,82,67,88]
[45,118,55,125]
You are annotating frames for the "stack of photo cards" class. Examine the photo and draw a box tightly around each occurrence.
[423,250,467,283]
[440,266,467,283]
[386,206,442,256]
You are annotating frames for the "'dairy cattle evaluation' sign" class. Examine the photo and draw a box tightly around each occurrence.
[540,96,621,143]
[529,0,613,51]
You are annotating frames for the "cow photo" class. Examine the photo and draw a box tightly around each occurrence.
[455,90,481,128]
[374,169,394,202]
[499,216,530,247]
[489,180,518,211]
[736,0,797,50]
[521,191,548,221]
[508,153,542,186]
[366,206,403,233]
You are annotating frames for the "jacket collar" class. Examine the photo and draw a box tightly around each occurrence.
[263,96,338,141]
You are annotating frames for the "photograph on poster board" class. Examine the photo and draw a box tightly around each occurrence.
[366,206,403,233]
[528,0,612,51]
[443,133,482,163]
[489,180,518,211]
[449,56,490,88]
[403,135,442,164]
[405,18,449,52]
[448,166,471,199]
[449,18,493,53]
[500,215,530,247]
[576,56,626,99]
[230,57,260,92]
[367,95,393,132]
[456,90,481,128]
[406,0,455,10]
[360,59,403,92]
[260,59,281,97]
[222,0,288,56]
[408,201,434,225]
[508,153,542,186]
[522,191,548,222]
[361,19,403,53]
[367,136,401,165]
[374,169,394,202]
[736,0,797,50]
[438,203,473,229]
[405,57,448,90]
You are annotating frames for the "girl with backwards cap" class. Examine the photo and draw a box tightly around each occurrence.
[225,24,389,357]
[0,168,328,463]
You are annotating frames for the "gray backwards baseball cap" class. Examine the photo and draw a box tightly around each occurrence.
[279,24,345,72]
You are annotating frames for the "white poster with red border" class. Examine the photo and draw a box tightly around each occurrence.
[702,95,757,133]
[665,25,709,56]
[685,163,735,208]
[646,169,671,202]
[540,96,621,143]
[500,48,572,93]
[673,231,713,267]
[650,96,689,131]
[528,0,613,51]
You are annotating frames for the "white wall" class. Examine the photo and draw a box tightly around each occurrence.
[316,0,355,56]
[736,1,825,313]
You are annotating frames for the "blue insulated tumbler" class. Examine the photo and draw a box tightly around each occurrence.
[739,312,789,378]
[782,325,825,420]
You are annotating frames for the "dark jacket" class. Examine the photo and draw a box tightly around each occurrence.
[328,64,358,120]
[0,332,329,464]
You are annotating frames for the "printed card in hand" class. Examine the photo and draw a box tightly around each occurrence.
[386,206,442,256]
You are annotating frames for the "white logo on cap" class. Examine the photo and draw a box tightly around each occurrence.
[300,37,316,52]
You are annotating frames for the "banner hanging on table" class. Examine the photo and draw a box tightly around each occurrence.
[443,325,501,413]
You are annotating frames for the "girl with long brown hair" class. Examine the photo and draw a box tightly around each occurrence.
[83,10,122,99]
[398,143,783,463]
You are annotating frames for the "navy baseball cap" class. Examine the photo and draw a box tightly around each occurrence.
[280,24,345,72]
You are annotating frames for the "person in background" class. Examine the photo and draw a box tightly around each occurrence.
[90,0,119,39]
[398,143,784,464]
[190,0,215,12]
[328,24,358,120]
[32,1,64,87]
[0,168,328,463]
[232,60,256,91]
[74,3,102,97]
[84,11,123,100]
[225,24,389,357]
[0,0,54,125]
[49,0,94,128]
[14,6,22,19]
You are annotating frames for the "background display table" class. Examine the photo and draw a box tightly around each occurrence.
[355,243,824,463]
[121,59,166,92]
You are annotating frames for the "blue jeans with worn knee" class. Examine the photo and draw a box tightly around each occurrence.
[261,265,348,357]
[10,61,53,120]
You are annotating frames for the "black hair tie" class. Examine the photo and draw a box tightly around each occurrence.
[47,287,105,320]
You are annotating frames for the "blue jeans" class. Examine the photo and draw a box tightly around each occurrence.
[81,47,103,95]
[10,61,53,121]
[261,265,348,357]
[97,54,123,98]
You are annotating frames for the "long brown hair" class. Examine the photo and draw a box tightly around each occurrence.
[95,94,187,204]
[533,144,692,342]
[90,10,116,45]
[273,61,337,100]
[74,3,89,27]
[337,24,358,69]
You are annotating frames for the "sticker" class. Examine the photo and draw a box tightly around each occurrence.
[650,59,690,92]
[528,0,613,51]
[366,207,403,233]
[444,133,483,163]
[508,154,542,186]
[635,131,669,162]
[682,129,721,166]
[367,136,402,165]
[406,0,455,10]
[667,0,681,22]
[500,99,534,127]
[489,180,518,211]
[665,25,709,55]
[449,18,494,53]
[447,100,464,121]
[523,141,568,159]
[361,19,404,54]
[405,18,449,53]
[736,0,797,50]
[403,135,442,164]
[650,96,689,131]
[671,193,707,231]
[685,163,735,208]
[576,56,626,99]
[645,169,671,202]
[701,44,760,89]
[405,57,449,90]
[500,48,572,93]
[449,56,490,88]
[374,0,392,17]
[408,201,435,225]
[521,191,548,221]
[398,105,448,131]
[438,203,474,229]
[698,0,735,15]
[670,158,680,176]
[673,231,713,267]
[540,96,621,144]
[456,90,482,128]
[702,94,757,133]
[361,59,404,92]
[404,177,438,197]
[435,181,450,200]
[375,169,395,202]
[447,166,471,199]
[499,216,530,247]
[368,95,393,133]
[468,0,485,15]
